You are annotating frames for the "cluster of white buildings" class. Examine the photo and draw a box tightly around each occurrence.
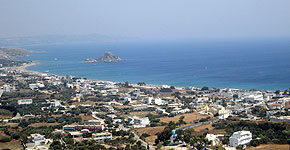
[29,82,45,90]
[127,116,150,128]
[143,97,167,105]
[1,84,15,92]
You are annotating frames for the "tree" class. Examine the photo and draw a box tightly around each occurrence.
[222,100,227,107]
[82,133,92,138]
[178,116,186,125]
[140,133,150,140]
[156,144,162,150]
[155,139,160,145]
[137,141,142,146]
[201,86,209,91]
[283,89,288,95]
[125,145,131,150]
[0,136,12,142]
[275,90,281,96]
[233,94,239,99]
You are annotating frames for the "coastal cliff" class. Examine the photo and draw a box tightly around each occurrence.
[85,52,121,63]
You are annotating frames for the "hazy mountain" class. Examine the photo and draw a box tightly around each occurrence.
[0,34,117,46]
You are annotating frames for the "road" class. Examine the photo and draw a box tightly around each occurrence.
[119,124,154,150]
[91,111,103,120]
[176,119,219,130]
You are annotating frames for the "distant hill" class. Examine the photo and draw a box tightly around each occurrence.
[0,47,31,60]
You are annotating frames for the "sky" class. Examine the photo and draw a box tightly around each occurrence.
[0,0,290,39]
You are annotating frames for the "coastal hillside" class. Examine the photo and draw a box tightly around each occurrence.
[0,47,31,60]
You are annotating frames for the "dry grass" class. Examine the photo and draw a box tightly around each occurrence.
[118,111,158,118]
[191,123,214,132]
[159,112,209,124]
[79,114,94,122]
[246,144,289,150]
[72,101,96,106]
[161,146,188,150]
[2,123,19,127]
[114,105,131,109]
[51,114,63,118]
[0,115,12,119]
[0,140,23,150]
[208,129,226,134]
[133,126,166,145]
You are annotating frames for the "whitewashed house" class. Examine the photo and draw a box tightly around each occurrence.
[153,98,167,105]
[92,132,112,142]
[229,130,252,147]
[132,104,149,110]
[18,99,33,105]
[206,134,219,146]
[25,133,53,150]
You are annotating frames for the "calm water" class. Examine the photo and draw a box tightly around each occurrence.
[21,38,290,90]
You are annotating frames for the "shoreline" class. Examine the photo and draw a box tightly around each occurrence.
[19,62,171,89]
[7,61,42,76]
[11,62,276,92]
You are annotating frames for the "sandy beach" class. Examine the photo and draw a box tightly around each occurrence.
[3,61,42,76]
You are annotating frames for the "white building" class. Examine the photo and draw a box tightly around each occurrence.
[229,131,252,147]
[218,107,230,120]
[143,97,154,104]
[128,116,150,128]
[87,120,105,125]
[143,97,166,105]
[49,100,61,107]
[152,98,167,105]
[243,94,264,103]
[206,134,219,146]
[0,90,3,98]
[92,132,112,142]
[2,84,15,92]
[26,133,53,150]
[132,104,149,110]
[37,82,45,88]
[29,84,38,90]
[18,99,33,105]
[66,83,74,88]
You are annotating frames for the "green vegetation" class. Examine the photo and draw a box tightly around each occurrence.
[0,108,13,116]
[214,120,290,146]
[0,59,28,67]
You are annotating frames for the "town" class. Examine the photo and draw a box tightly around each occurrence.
[0,61,290,150]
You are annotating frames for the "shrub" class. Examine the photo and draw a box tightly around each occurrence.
[0,136,12,142]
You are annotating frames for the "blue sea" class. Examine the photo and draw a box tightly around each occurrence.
[20,38,290,90]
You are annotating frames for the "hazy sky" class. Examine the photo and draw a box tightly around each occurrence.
[0,0,290,39]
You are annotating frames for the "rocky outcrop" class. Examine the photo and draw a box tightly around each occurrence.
[85,52,121,63]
